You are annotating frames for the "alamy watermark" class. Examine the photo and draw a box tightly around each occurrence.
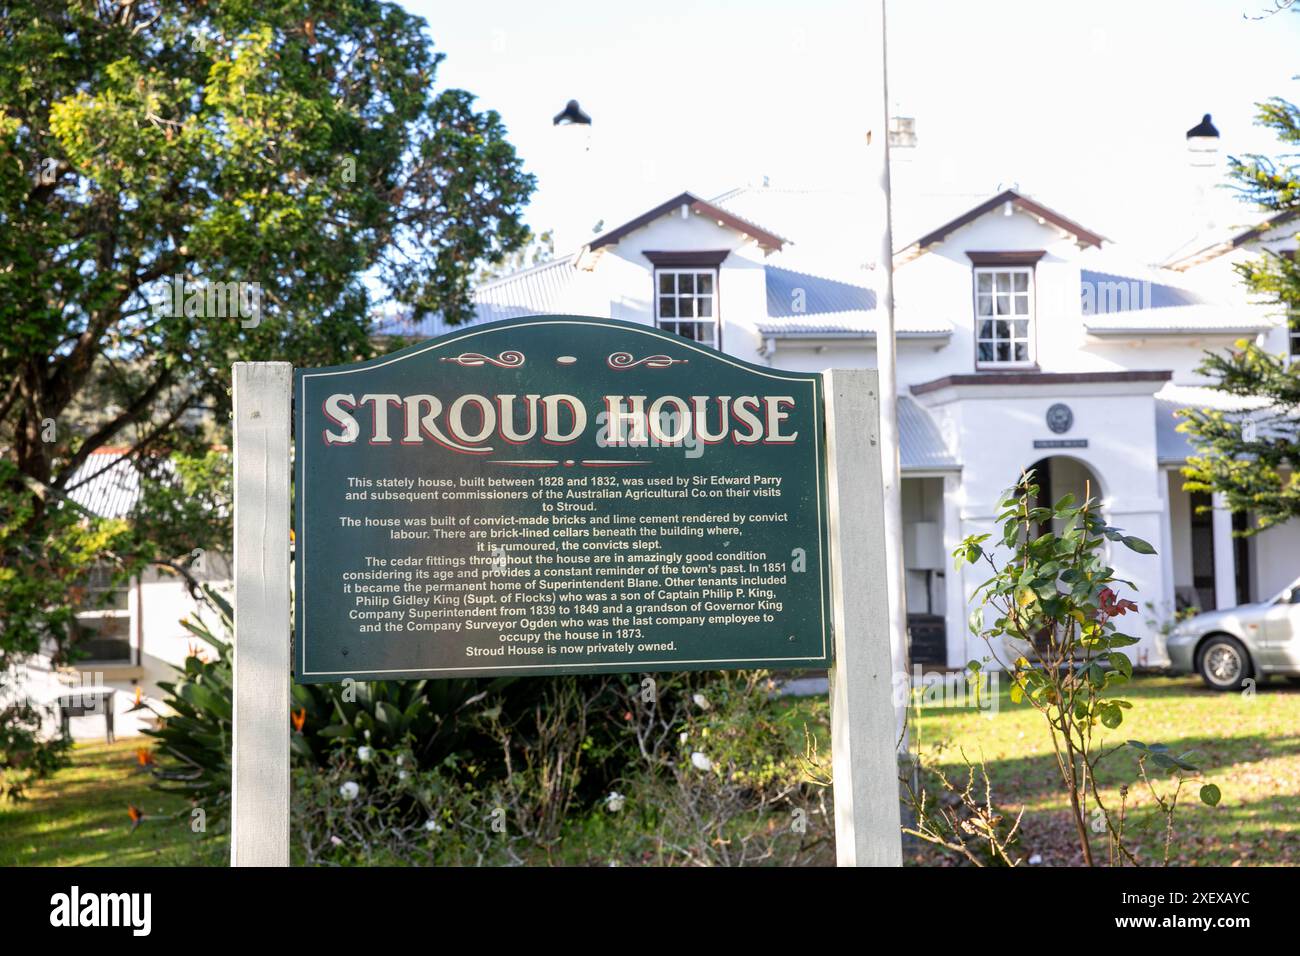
[152,274,261,328]
[893,664,1000,716]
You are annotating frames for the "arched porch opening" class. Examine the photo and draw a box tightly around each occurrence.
[1020,455,1104,536]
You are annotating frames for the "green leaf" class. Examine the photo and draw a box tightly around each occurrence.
[1107,652,1133,678]
[1120,535,1156,555]
[1199,783,1222,807]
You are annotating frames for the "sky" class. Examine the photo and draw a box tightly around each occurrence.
[401,0,1300,263]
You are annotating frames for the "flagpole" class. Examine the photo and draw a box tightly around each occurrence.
[869,0,909,745]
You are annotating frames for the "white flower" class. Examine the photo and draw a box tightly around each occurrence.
[690,752,713,772]
[679,731,688,745]
[357,746,373,762]
[424,818,442,833]
[339,780,360,800]
[1028,853,1043,865]
[398,770,409,781]
[395,755,405,766]
[605,791,626,813]
[329,835,343,847]
[692,693,711,711]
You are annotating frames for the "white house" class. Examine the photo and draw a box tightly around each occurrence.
[377,176,1297,673]
[32,127,1299,739]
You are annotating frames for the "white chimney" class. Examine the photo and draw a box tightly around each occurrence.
[1186,112,1222,235]
[551,99,596,255]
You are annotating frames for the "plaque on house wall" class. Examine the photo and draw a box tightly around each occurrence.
[293,315,831,682]
[1046,403,1074,434]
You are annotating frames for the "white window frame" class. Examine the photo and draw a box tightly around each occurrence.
[654,267,719,349]
[973,266,1036,368]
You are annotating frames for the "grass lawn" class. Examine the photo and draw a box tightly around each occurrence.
[909,674,1300,866]
[4,674,1297,867]
[0,738,227,866]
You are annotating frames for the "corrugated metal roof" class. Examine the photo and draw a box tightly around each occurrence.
[374,255,581,339]
[1085,303,1276,335]
[65,453,141,519]
[766,264,875,316]
[759,265,949,337]
[710,186,869,252]
[898,397,960,471]
[1154,384,1272,464]
[1080,269,1205,313]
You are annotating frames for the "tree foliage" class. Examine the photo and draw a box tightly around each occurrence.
[0,1,534,766]
[1180,88,1299,531]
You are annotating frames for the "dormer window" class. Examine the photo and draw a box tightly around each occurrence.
[645,250,729,350]
[656,269,717,347]
[968,251,1043,368]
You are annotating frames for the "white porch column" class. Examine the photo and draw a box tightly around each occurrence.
[942,473,967,668]
[1212,492,1237,611]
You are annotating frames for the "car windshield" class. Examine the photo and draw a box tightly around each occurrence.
[1269,576,1300,604]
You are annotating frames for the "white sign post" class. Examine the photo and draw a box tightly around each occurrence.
[229,360,901,866]
[825,368,904,865]
[231,362,293,866]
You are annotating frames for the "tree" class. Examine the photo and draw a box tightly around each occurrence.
[0,1,534,784]
[1180,93,1299,531]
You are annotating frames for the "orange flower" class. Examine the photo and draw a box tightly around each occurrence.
[127,805,143,829]
[292,708,307,733]
[136,748,155,767]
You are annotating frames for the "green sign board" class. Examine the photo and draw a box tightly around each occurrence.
[294,315,831,682]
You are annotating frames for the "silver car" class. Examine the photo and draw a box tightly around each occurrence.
[1166,576,1300,690]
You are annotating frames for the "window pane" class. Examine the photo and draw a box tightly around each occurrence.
[996,342,1010,362]
[678,273,695,294]
[996,273,1010,293]
[1014,296,1028,315]
[73,615,131,662]
[678,296,694,318]
[978,342,994,362]
[977,274,992,292]
[659,274,674,294]
[697,297,713,317]
[996,295,1010,315]
[698,273,713,294]
[996,319,1010,339]
[659,296,676,318]
[1014,342,1029,362]
[1013,273,1029,292]
[978,320,993,339]
[977,295,992,316]
[1013,319,1028,338]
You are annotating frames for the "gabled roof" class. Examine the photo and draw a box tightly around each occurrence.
[1163,208,1300,271]
[899,189,1106,261]
[587,191,788,253]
